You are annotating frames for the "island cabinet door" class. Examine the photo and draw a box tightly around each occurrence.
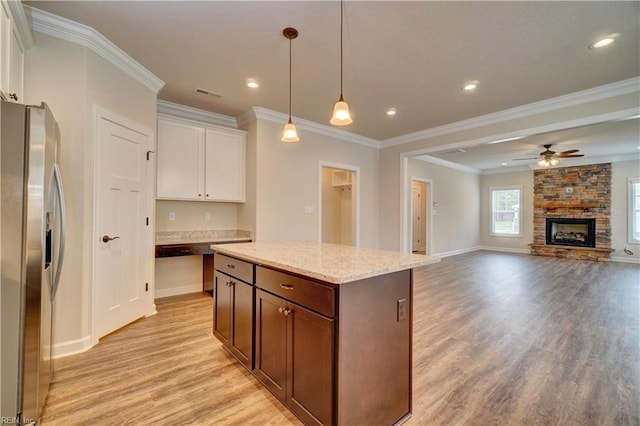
[230,278,253,368]
[287,303,334,426]
[213,271,232,346]
[255,289,288,401]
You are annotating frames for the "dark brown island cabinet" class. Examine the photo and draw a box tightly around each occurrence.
[211,245,428,426]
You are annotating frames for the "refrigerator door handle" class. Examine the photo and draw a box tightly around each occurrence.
[51,163,66,301]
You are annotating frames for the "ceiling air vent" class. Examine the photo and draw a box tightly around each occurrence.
[436,148,466,155]
[195,87,223,99]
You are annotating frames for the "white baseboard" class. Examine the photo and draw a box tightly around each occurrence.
[432,246,482,258]
[155,284,202,299]
[610,256,640,264]
[479,245,531,254]
[52,335,94,359]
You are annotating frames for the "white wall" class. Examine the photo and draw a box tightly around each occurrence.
[244,118,379,248]
[480,169,534,252]
[408,158,480,255]
[612,159,640,263]
[24,32,157,355]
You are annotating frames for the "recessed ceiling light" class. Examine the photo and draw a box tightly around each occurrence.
[462,80,479,92]
[246,79,259,89]
[386,108,397,116]
[589,34,619,49]
[501,162,508,166]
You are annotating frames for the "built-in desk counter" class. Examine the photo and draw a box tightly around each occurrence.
[155,230,251,295]
[211,241,438,426]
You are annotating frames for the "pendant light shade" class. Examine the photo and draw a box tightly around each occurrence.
[282,117,299,143]
[330,0,352,126]
[282,27,299,143]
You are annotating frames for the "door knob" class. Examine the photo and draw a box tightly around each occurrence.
[102,235,120,243]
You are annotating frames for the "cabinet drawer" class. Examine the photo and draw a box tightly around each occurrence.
[215,253,254,283]
[256,267,334,318]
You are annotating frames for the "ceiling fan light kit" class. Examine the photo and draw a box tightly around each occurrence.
[518,144,585,167]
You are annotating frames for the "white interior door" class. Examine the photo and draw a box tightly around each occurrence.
[95,111,151,339]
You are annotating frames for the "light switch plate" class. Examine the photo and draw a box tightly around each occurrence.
[205,212,211,221]
[169,212,175,221]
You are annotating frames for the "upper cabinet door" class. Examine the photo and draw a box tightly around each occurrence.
[0,1,11,99]
[156,118,205,200]
[7,16,23,102]
[204,128,246,202]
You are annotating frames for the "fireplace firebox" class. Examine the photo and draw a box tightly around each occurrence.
[545,218,596,248]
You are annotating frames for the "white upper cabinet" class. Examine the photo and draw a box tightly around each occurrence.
[156,116,246,202]
[0,0,30,103]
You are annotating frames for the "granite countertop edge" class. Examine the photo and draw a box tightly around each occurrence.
[212,241,440,285]
[155,229,252,245]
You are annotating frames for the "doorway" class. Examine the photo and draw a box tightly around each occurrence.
[319,162,359,246]
[411,178,432,255]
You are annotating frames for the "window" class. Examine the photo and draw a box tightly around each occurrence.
[490,186,522,236]
[629,177,640,244]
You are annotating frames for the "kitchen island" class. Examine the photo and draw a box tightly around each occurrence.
[211,242,439,426]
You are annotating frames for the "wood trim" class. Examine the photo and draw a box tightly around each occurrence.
[535,201,600,210]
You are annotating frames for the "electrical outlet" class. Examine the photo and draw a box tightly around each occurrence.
[304,205,314,214]
[205,212,211,221]
[169,212,175,221]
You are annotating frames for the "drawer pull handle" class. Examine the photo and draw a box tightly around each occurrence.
[280,284,294,291]
[278,307,291,317]
[227,264,235,269]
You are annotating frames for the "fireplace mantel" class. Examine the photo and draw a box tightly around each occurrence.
[535,201,600,210]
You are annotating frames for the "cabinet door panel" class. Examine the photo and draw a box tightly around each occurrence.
[0,2,10,98]
[204,128,245,202]
[8,21,22,102]
[231,279,253,368]
[255,289,287,401]
[156,119,204,200]
[213,272,231,345]
[288,304,334,426]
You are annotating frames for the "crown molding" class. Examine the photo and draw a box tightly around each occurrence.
[24,5,164,94]
[383,77,640,147]
[414,154,481,175]
[157,100,238,129]
[6,1,34,49]
[239,106,379,148]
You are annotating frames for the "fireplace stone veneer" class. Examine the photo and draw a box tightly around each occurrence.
[530,163,613,261]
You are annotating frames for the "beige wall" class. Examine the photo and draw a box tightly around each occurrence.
[378,92,640,250]
[24,33,157,354]
[321,167,353,245]
[246,118,379,248]
[408,158,480,255]
[155,200,238,231]
[612,159,640,262]
[480,170,534,252]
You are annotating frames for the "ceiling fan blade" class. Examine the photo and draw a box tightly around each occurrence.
[557,154,584,158]
[559,149,579,155]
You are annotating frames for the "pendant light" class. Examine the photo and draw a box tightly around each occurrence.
[330,0,352,126]
[282,27,299,143]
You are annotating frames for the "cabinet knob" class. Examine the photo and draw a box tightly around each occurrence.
[198,193,202,197]
[9,93,18,101]
[278,307,291,317]
[226,281,235,287]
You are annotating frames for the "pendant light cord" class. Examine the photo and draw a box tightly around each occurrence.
[288,35,292,121]
[339,0,344,97]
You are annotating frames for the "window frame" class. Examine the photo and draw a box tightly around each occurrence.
[489,185,523,237]
[628,177,640,244]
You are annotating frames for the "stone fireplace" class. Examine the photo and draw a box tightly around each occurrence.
[530,163,613,261]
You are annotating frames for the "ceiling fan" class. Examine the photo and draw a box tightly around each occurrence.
[513,144,584,166]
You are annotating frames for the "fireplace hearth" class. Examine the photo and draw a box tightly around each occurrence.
[546,218,596,248]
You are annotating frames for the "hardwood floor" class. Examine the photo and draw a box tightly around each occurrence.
[41,251,639,425]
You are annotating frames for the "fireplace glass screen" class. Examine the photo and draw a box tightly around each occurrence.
[546,218,596,248]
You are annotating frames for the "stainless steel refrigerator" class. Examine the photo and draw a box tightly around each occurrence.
[1,100,66,425]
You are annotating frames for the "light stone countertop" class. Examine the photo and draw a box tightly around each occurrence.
[212,241,440,285]
[156,229,252,245]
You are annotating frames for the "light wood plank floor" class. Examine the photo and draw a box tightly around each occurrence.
[42,251,639,425]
